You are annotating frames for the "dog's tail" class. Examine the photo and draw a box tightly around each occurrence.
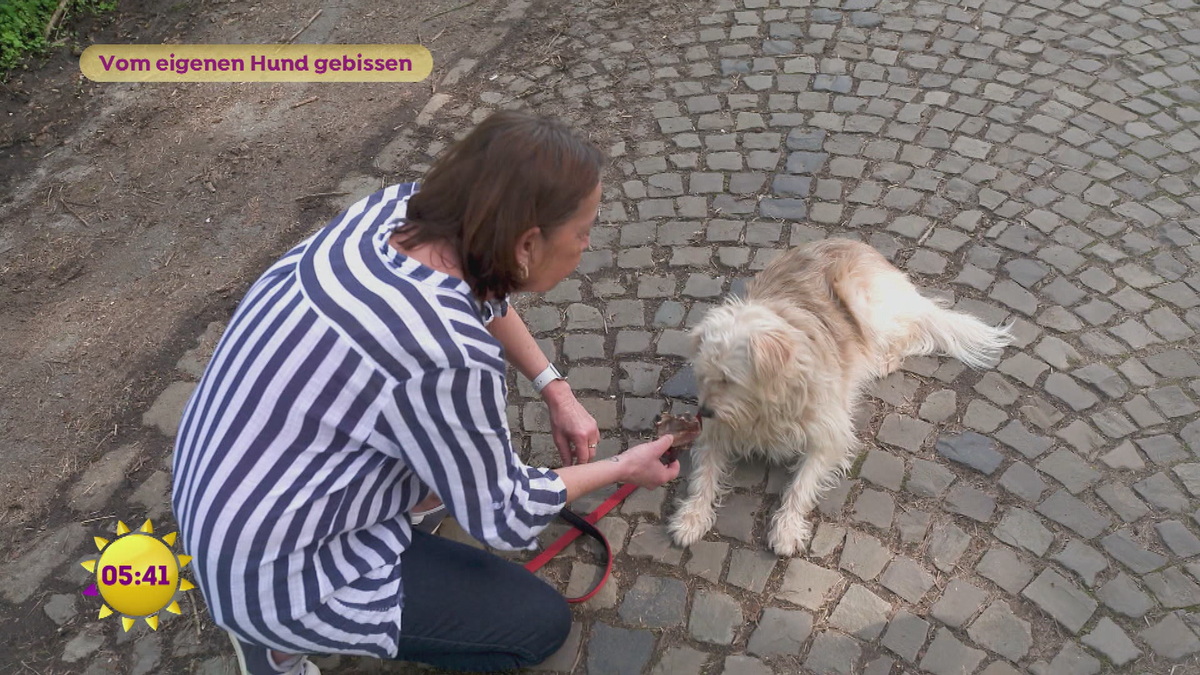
[914,300,1015,370]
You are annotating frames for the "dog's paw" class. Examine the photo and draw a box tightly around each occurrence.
[668,507,715,548]
[768,516,812,557]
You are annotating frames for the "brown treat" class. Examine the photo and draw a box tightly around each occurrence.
[655,413,702,464]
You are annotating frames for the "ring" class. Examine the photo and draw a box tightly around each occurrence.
[588,443,597,448]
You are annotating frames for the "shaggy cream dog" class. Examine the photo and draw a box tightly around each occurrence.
[668,238,1014,556]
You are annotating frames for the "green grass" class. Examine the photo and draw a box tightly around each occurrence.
[1,0,117,74]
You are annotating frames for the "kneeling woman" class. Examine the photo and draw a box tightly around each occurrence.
[171,110,680,675]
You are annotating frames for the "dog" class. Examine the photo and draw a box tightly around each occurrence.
[667,238,1014,556]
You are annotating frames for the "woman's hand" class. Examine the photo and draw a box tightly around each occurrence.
[555,434,681,504]
[543,380,600,465]
[613,435,681,489]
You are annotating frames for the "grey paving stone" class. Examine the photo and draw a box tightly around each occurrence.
[1143,567,1200,608]
[587,623,656,675]
[1036,490,1111,539]
[895,508,932,545]
[877,413,934,453]
[628,522,684,565]
[805,631,862,675]
[1148,385,1200,419]
[1000,462,1048,502]
[931,579,988,628]
[1043,373,1099,412]
[963,399,1007,433]
[918,389,958,423]
[684,541,728,583]
[946,484,996,522]
[1136,434,1188,466]
[1095,482,1151,523]
[919,628,987,675]
[714,493,760,542]
[859,449,904,491]
[1052,539,1108,588]
[880,556,935,604]
[1082,617,1142,667]
[722,656,772,675]
[689,590,743,645]
[839,530,892,581]
[726,548,777,594]
[778,559,843,610]
[1134,472,1190,513]
[1140,612,1200,659]
[808,522,845,559]
[851,488,894,531]
[993,507,1054,557]
[0,522,85,604]
[927,522,972,572]
[977,543,1035,595]
[619,576,688,628]
[747,608,813,657]
[1036,449,1101,494]
[1073,363,1127,399]
[968,600,1033,662]
[647,647,707,675]
[995,420,1053,459]
[881,610,930,664]
[1098,571,1154,619]
[906,459,955,498]
[936,431,1003,475]
[829,584,891,641]
[871,372,920,407]
[1043,641,1101,675]
[1022,568,1098,634]
[1175,463,1200,497]
[1091,408,1138,439]
[979,663,1022,675]
[44,593,78,627]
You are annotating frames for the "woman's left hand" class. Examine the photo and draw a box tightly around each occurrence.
[543,381,600,465]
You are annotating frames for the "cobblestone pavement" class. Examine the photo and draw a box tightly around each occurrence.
[6,0,1200,673]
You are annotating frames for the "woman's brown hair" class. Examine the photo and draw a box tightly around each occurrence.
[397,110,605,301]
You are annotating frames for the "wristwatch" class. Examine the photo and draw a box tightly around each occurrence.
[532,363,567,393]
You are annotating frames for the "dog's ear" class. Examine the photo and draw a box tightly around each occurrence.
[750,327,794,380]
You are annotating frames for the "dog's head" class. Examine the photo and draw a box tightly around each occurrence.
[690,300,809,431]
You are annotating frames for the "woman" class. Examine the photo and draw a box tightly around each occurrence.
[170,110,681,675]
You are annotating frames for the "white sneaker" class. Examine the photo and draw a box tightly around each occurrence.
[226,629,321,675]
[411,503,447,534]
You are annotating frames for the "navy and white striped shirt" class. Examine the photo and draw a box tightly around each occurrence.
[171,183,567,658]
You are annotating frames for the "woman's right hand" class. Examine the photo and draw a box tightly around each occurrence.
[615,435,681,489]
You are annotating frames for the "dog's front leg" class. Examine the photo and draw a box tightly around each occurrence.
[668,441,731,548]
[769,418,857,556]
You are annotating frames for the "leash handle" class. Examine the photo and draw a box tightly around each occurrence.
[524,482,639,603]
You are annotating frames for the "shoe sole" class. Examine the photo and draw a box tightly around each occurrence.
[225,631,321,675]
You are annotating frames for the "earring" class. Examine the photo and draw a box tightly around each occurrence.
[518,263,529,281]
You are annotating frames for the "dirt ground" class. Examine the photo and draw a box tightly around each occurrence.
[0,0,526,549]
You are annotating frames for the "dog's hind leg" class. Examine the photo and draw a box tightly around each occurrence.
[768,413,858,557]
[669,441,732,548]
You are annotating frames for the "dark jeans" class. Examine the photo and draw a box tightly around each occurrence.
[394,529,572,672]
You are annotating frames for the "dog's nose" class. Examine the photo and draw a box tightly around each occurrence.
[697,405,714,419]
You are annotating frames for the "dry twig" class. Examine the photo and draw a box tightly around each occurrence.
[295,191,348,202]
[286,9,323,43]
[60,198,90,227]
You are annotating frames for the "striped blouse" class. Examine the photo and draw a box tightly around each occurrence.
[170,182,568,658]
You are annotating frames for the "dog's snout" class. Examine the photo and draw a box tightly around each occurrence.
[697,404,715,419]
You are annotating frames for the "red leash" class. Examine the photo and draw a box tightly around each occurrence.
[524,482,640,603]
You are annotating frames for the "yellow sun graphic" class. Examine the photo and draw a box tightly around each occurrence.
[79,519,194,631]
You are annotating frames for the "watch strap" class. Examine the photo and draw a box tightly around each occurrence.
[532,363,565,392]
